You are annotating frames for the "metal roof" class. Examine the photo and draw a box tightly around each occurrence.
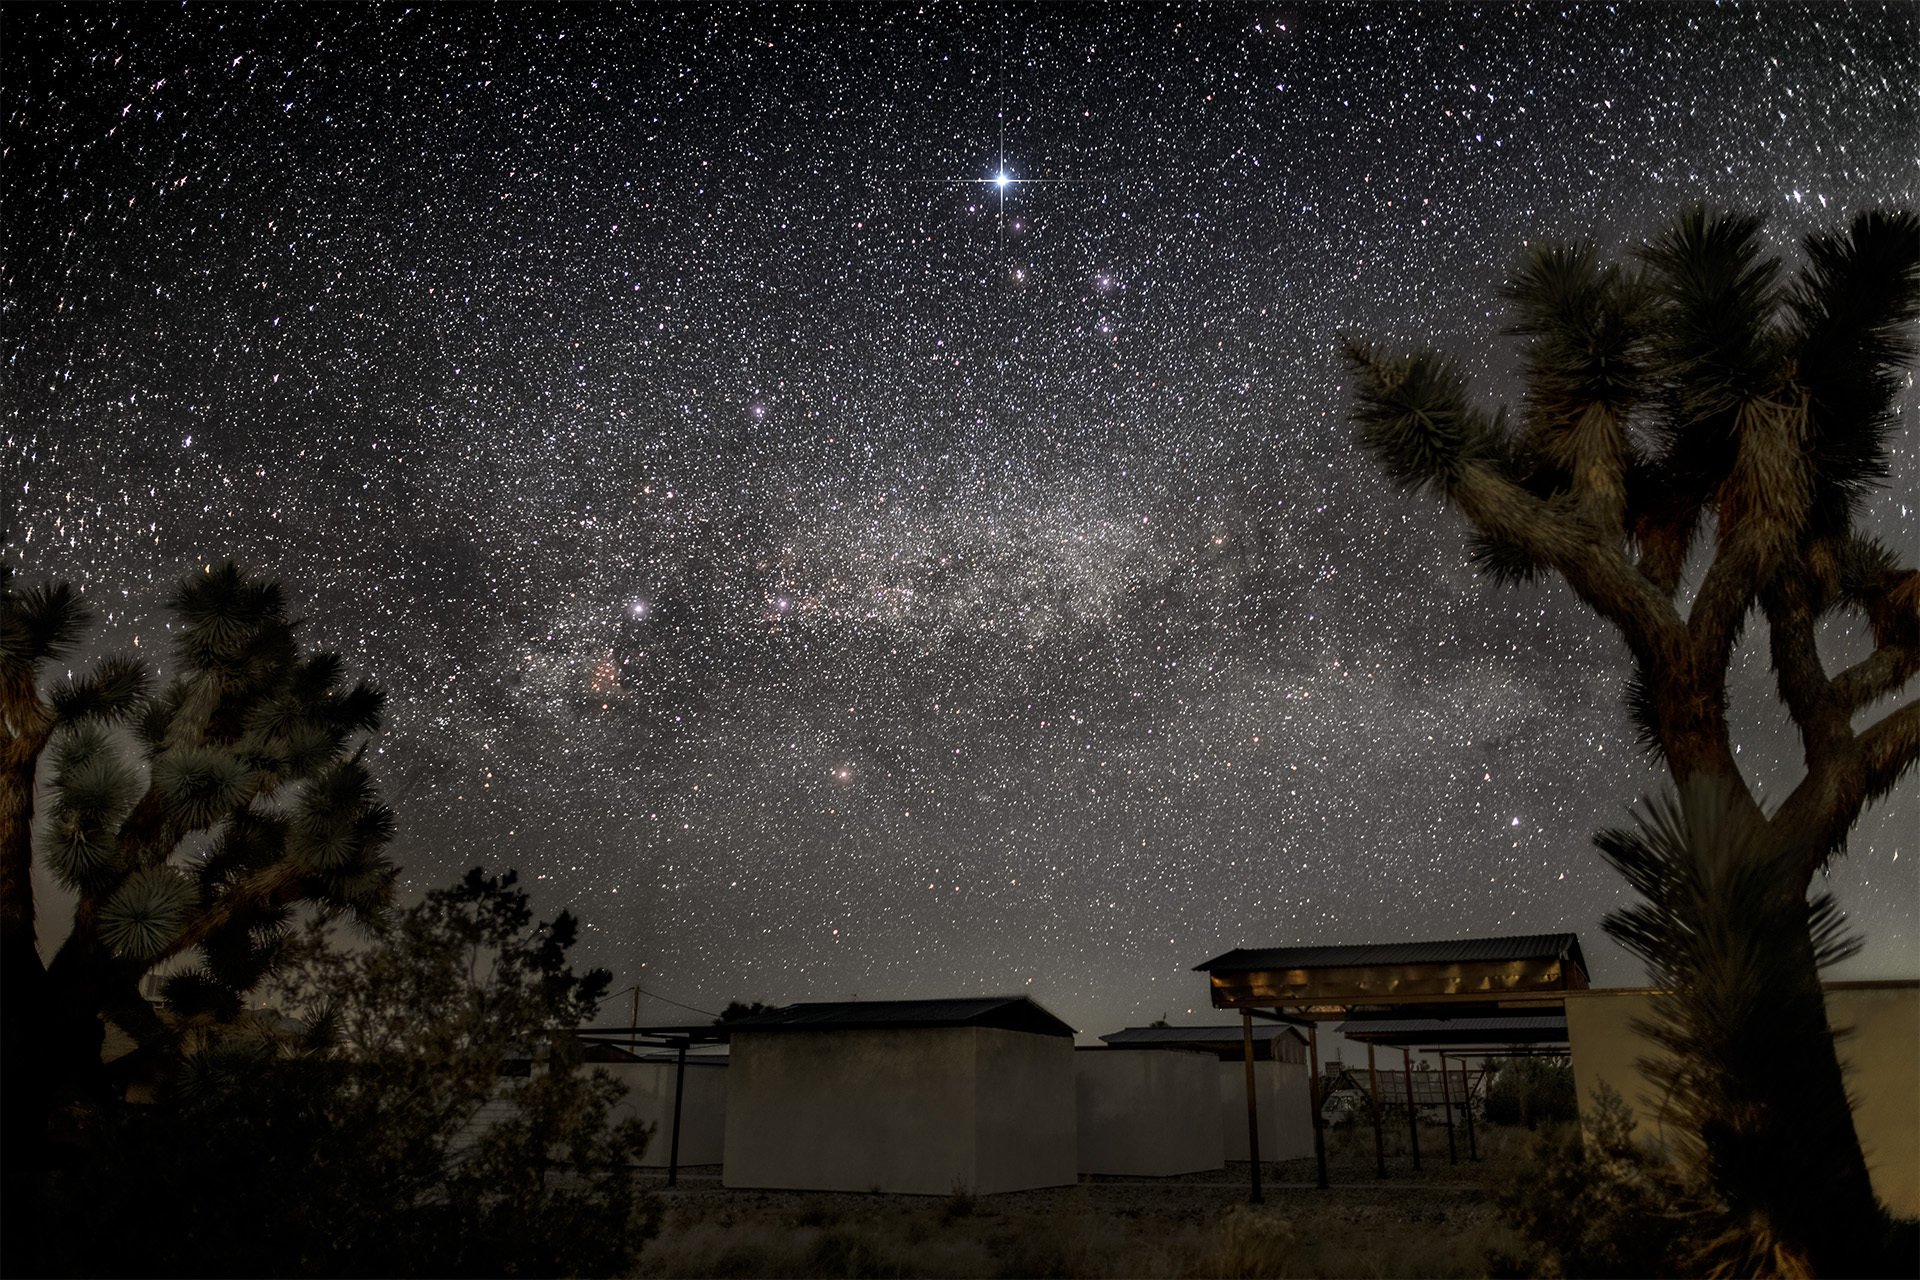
[1100,1024,1306,1048]
[721,995,1075,1038]
[1335,1015,1570,1046]
[574,1023,731,1049]
[1195,933,1587,980]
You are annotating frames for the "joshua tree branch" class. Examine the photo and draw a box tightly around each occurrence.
[1860,698,1919,807]
[1689,395,1812,674]
[1773,697,1917,885]
[1833,643,1920,715]
[1634,511,1698,602]
[1762,574,1853,763]
[1450,463,1682,664]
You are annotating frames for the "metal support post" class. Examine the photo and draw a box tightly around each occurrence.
[1241,1010,1263,1204]
[1437,1051,1458,1165]
[1402,1047,1421,1171]
[1460,1057,1479,1161]
[1366,1039,1387,1179]
[667,1039,688,1187]
[1307,1022,1329,1190]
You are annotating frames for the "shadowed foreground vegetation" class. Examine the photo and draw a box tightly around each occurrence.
[636,1135,1531,1280]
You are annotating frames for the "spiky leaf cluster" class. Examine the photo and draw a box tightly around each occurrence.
[28,561,397,1036]
[1503,242,1655,473]
[1341,339,1499,498]
[1346,207,1920,768]
[1349,207,1918,549]
[1785,209,1920,534]
[1,569,87,682]
[99,868,199,962]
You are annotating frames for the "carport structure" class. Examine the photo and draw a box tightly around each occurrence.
[1335,1013,1571,1172]
[1195,933,1587,1202]
[575,1022,730,1185]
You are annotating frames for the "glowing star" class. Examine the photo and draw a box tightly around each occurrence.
[993,170,1011,190]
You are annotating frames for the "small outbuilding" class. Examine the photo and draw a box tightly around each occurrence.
[1099,1025,1314,1163]
[721,996,1077,1195]
[1075,1046,1224,1176]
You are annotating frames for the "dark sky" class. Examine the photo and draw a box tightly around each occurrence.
[5,3,1916,1035]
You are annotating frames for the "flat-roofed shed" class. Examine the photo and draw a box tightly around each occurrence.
[720,996,1080,1195]
[1194,933,1588,1199]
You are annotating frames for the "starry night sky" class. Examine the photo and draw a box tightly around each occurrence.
[6,3,1916,1034]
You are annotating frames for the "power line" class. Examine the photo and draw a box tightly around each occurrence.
[603,983,720,1021]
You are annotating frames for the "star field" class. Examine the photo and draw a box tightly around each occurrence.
[5,4,1916,1033]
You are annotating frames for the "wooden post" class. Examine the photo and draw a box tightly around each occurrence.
[1307,1022,1328,1190]
[1402,1047,1421,1171]
[1241,1010,1263,1204]
[667,1039,688,1187]
[1461,1057,1479,1161]
[1437,1051,1458,1165]
[1366,1039,1387,1179]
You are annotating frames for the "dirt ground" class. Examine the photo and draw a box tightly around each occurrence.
[629,1134,1529,1279]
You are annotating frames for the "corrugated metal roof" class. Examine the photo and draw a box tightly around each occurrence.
[1100,1025,1306,1047]
[722,996,1075,1038]
[1195,933,1586,978]
[1336,1015,1569,1042]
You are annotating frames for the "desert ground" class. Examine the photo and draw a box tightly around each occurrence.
[632,1129,1527,1279]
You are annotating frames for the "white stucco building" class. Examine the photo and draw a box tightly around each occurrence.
[1074,1047,1224,1175]
[721,996,1078,1195]
[1098,1024,1315,1163]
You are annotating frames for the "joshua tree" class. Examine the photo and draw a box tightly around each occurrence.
[1344,207,1917,1273]
[1,561,395,1229]
[20,867,656,1278]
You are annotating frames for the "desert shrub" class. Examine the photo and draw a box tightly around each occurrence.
[805,1227,895,1278]
[1199,1207,1299,1280]
[1482,1058,1578,1129]
[1488,1084,1685,1278]
[942,1183,977,1221]
[29,869,656,1279]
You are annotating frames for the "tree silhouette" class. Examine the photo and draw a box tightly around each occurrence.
[1345,207,1917,1273]
[714,998,774,1023]
[19,867,655,1278]
[2,562,395,1240]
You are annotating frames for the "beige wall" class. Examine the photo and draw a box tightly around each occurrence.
[1075,1049,1224,1176]
[973,1028,1079,1193]
[1219,1059,1314,1162]
[602,1058,727,1167]
[1565,982,1918,1218]
[723,1026,1076,1195]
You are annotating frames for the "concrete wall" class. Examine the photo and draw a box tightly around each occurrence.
[1075,1049,1223,1176]
[973,1028,1079,1193]
[1832,984,1920,1219]
[723,1026,1076,1195]
[602,1058,728,1167]
[1565,982,1919,1218]
[1218,1059,1314,1162]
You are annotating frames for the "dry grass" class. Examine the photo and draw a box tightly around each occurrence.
[633,1134,1526,1278]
